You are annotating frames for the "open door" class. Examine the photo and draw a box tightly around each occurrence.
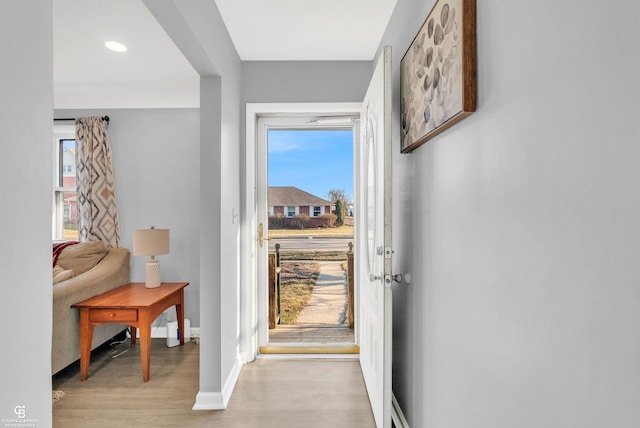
[357,46,392,428]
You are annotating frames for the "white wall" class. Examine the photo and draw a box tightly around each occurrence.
[381,0,640,426]
[0,2,53,426]
[55,108,201,326]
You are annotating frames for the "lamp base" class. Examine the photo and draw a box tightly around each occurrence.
[145,259,161,288]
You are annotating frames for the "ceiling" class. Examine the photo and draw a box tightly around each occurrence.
[53,0,397,109]
[214,0,398,61]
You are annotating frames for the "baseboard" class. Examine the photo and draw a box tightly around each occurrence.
[392,393,410,428]
[192,357,242,410]
[150,326,200,339]
[192,391,225,410]
[239,351,256,364]
[221,357,242,406]
[128,326,200,339]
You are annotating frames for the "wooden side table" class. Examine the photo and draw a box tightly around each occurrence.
[72,282,189,382]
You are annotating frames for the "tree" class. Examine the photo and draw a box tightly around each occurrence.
[327,188,347,204]
[334,199,345,226]
[328,188,348,226]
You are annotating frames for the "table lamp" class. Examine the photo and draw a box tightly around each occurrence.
[133,227,170,288]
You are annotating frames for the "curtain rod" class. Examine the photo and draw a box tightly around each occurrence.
[54,115,110,124]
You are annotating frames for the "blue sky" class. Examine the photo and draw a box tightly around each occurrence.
[268,129,353,202]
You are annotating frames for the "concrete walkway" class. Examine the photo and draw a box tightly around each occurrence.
[296,261,348,325]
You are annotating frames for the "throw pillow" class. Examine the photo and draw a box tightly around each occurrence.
[53,265,74,284]
[57,240,109,276]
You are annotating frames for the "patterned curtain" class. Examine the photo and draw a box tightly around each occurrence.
[75,117,121,247]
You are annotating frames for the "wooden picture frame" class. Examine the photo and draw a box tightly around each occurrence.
[400,0,476,153]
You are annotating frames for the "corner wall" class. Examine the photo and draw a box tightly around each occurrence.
[145,0,243,407]
[0,2,53,425]
[381,0,640,426]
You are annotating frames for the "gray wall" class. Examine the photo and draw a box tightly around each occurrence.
[0,2,53,425]
[242,61,371,103]
[146,0,243,401]
[55,108,201,326]
[381,0,640,426]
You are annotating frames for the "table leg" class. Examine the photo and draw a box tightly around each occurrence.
[79,309,94,381]
[130,326,137,346]
[177,289,185,346]
[139,310,152,382]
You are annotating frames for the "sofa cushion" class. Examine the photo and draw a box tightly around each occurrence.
[57,241,109,276]
[53,265,74,284]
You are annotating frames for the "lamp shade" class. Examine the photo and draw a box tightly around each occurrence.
[133,228,170,256]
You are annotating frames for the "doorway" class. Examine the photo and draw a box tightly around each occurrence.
[243,66,393,423]
[264,126,355,347]
[241,103,362,360]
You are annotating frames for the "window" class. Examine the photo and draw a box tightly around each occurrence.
[313,206,321,217]
[287,206,296,217]
[53,129,79,241]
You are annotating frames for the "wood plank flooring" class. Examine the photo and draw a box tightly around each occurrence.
[269,324,355,343]
[53,339,375,427]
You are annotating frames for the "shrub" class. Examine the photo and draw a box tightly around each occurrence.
[291,214,309,229]
[317,213,337,228]
[269,213,286,229]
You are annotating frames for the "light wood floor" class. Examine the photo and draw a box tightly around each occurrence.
[269,324,355,343]
[53,339,375,427]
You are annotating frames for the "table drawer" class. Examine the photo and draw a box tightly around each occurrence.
[90,309,138,322]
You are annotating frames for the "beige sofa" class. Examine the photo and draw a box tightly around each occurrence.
[52,241,130,374]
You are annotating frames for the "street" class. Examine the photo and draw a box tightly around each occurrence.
[269,237,353,251]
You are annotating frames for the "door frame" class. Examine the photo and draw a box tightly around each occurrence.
[241,102,361,362]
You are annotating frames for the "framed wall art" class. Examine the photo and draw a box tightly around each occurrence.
[400,0,476,153]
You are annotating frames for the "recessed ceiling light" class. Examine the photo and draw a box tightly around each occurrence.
[105,41,127,52]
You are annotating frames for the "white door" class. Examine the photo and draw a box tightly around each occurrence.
[358,46,392,428]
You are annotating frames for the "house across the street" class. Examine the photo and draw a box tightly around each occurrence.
[268,186,332,217]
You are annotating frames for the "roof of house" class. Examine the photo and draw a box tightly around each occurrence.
[268,186,331,206]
